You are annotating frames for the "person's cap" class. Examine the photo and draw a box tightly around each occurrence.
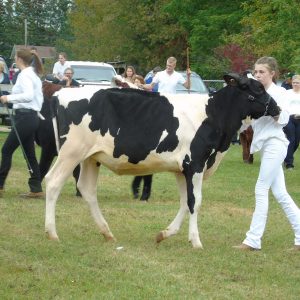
[153,66,161,73]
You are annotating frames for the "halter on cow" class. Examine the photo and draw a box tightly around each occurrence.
[44,73,280,249]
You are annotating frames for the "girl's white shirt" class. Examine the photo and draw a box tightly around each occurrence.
[286,89,300,115]
[6,66,43,111]
[250,82,289,154]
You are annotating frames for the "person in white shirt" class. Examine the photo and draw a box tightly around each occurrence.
[142,56,191,93]
[284,74,300,169]
[234,56,300,251]
[0,48,44,198]
[52,52,70,80]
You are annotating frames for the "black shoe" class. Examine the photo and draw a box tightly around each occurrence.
[285,164,294,170]
[19,192,44,199]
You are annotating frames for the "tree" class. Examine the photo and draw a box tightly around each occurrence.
[0,0,73,58]
[229,0,300,74]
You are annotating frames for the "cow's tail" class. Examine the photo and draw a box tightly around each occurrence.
[52,116,60,154]
[50,95,61,153]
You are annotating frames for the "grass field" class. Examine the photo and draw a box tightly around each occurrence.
[0,131,300,299]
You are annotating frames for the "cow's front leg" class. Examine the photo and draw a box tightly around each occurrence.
[78,158,115,242]
[187,172,203,248]
[156,173,189,243]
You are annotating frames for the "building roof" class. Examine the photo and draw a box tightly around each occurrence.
[10,45,56,59]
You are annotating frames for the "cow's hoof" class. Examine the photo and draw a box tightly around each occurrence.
[46,232,59,241]
[133,192,139,199]
[76,190,82,197]
[156,231,165,243]
[104,235,116,242]
[189,239,203,249]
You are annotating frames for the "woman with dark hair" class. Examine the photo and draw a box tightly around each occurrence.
[0,48,44,198]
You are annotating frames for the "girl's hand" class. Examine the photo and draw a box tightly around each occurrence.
[0,96,8,104]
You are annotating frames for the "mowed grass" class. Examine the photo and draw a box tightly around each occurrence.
[0,131,300,299]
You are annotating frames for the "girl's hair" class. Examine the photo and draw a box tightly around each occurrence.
[255,56,279,83]
[133,74,145,84]
[0,61,5,73]
[17,48,43,75]
[124,65,136,78]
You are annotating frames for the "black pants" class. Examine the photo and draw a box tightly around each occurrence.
[0,110,42,192]
[284,116,300,166]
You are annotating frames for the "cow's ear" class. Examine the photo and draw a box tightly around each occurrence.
[223,73,240,86]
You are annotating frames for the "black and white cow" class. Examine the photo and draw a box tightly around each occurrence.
[45,73,280,248]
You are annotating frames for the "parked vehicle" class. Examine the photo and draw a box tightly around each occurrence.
[68,61,117,87]
[176,71,209,94]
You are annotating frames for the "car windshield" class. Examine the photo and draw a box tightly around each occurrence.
[176,72,208,94]
[71,65,116,82]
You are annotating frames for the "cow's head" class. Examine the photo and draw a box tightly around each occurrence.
[223,73,280,119]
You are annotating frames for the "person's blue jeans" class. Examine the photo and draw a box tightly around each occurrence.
[284,116,300,167]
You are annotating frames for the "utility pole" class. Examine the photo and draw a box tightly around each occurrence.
[24,19,28,46]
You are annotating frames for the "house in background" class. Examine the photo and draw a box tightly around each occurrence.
[10,45,56,61]
[10,45,57,74]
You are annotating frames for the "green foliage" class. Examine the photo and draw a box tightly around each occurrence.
[229,0,300,74]
[0,0,73,58]
[1,0,300,78]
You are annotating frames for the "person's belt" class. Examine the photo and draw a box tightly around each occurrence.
[15,108,36,114]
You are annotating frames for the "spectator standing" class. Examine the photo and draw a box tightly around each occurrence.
[281,72,294,90]
[52,52,70,81]
[143,57,191,93]
[55,67,80,87]
[145,66,161,92]
[234,56,300,251]
[123,66,136,83]
[0,61,10,84]
[284,74,300,169]
[0,48,44,198]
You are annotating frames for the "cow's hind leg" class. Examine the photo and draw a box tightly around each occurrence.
[156,173,189,243]
[77,158,115,242]
[45,157,79,240]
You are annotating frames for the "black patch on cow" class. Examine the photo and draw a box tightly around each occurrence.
[56,88,179,163]
[56,98,89,145]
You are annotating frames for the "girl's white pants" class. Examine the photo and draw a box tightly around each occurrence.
[243,138,300,249]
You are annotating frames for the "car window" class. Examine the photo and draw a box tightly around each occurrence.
[176,72,208,94]
[71,65,116,82]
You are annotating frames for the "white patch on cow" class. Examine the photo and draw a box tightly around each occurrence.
[117,128,120,135]
[203,151,227,180]
[56,86,103,107]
